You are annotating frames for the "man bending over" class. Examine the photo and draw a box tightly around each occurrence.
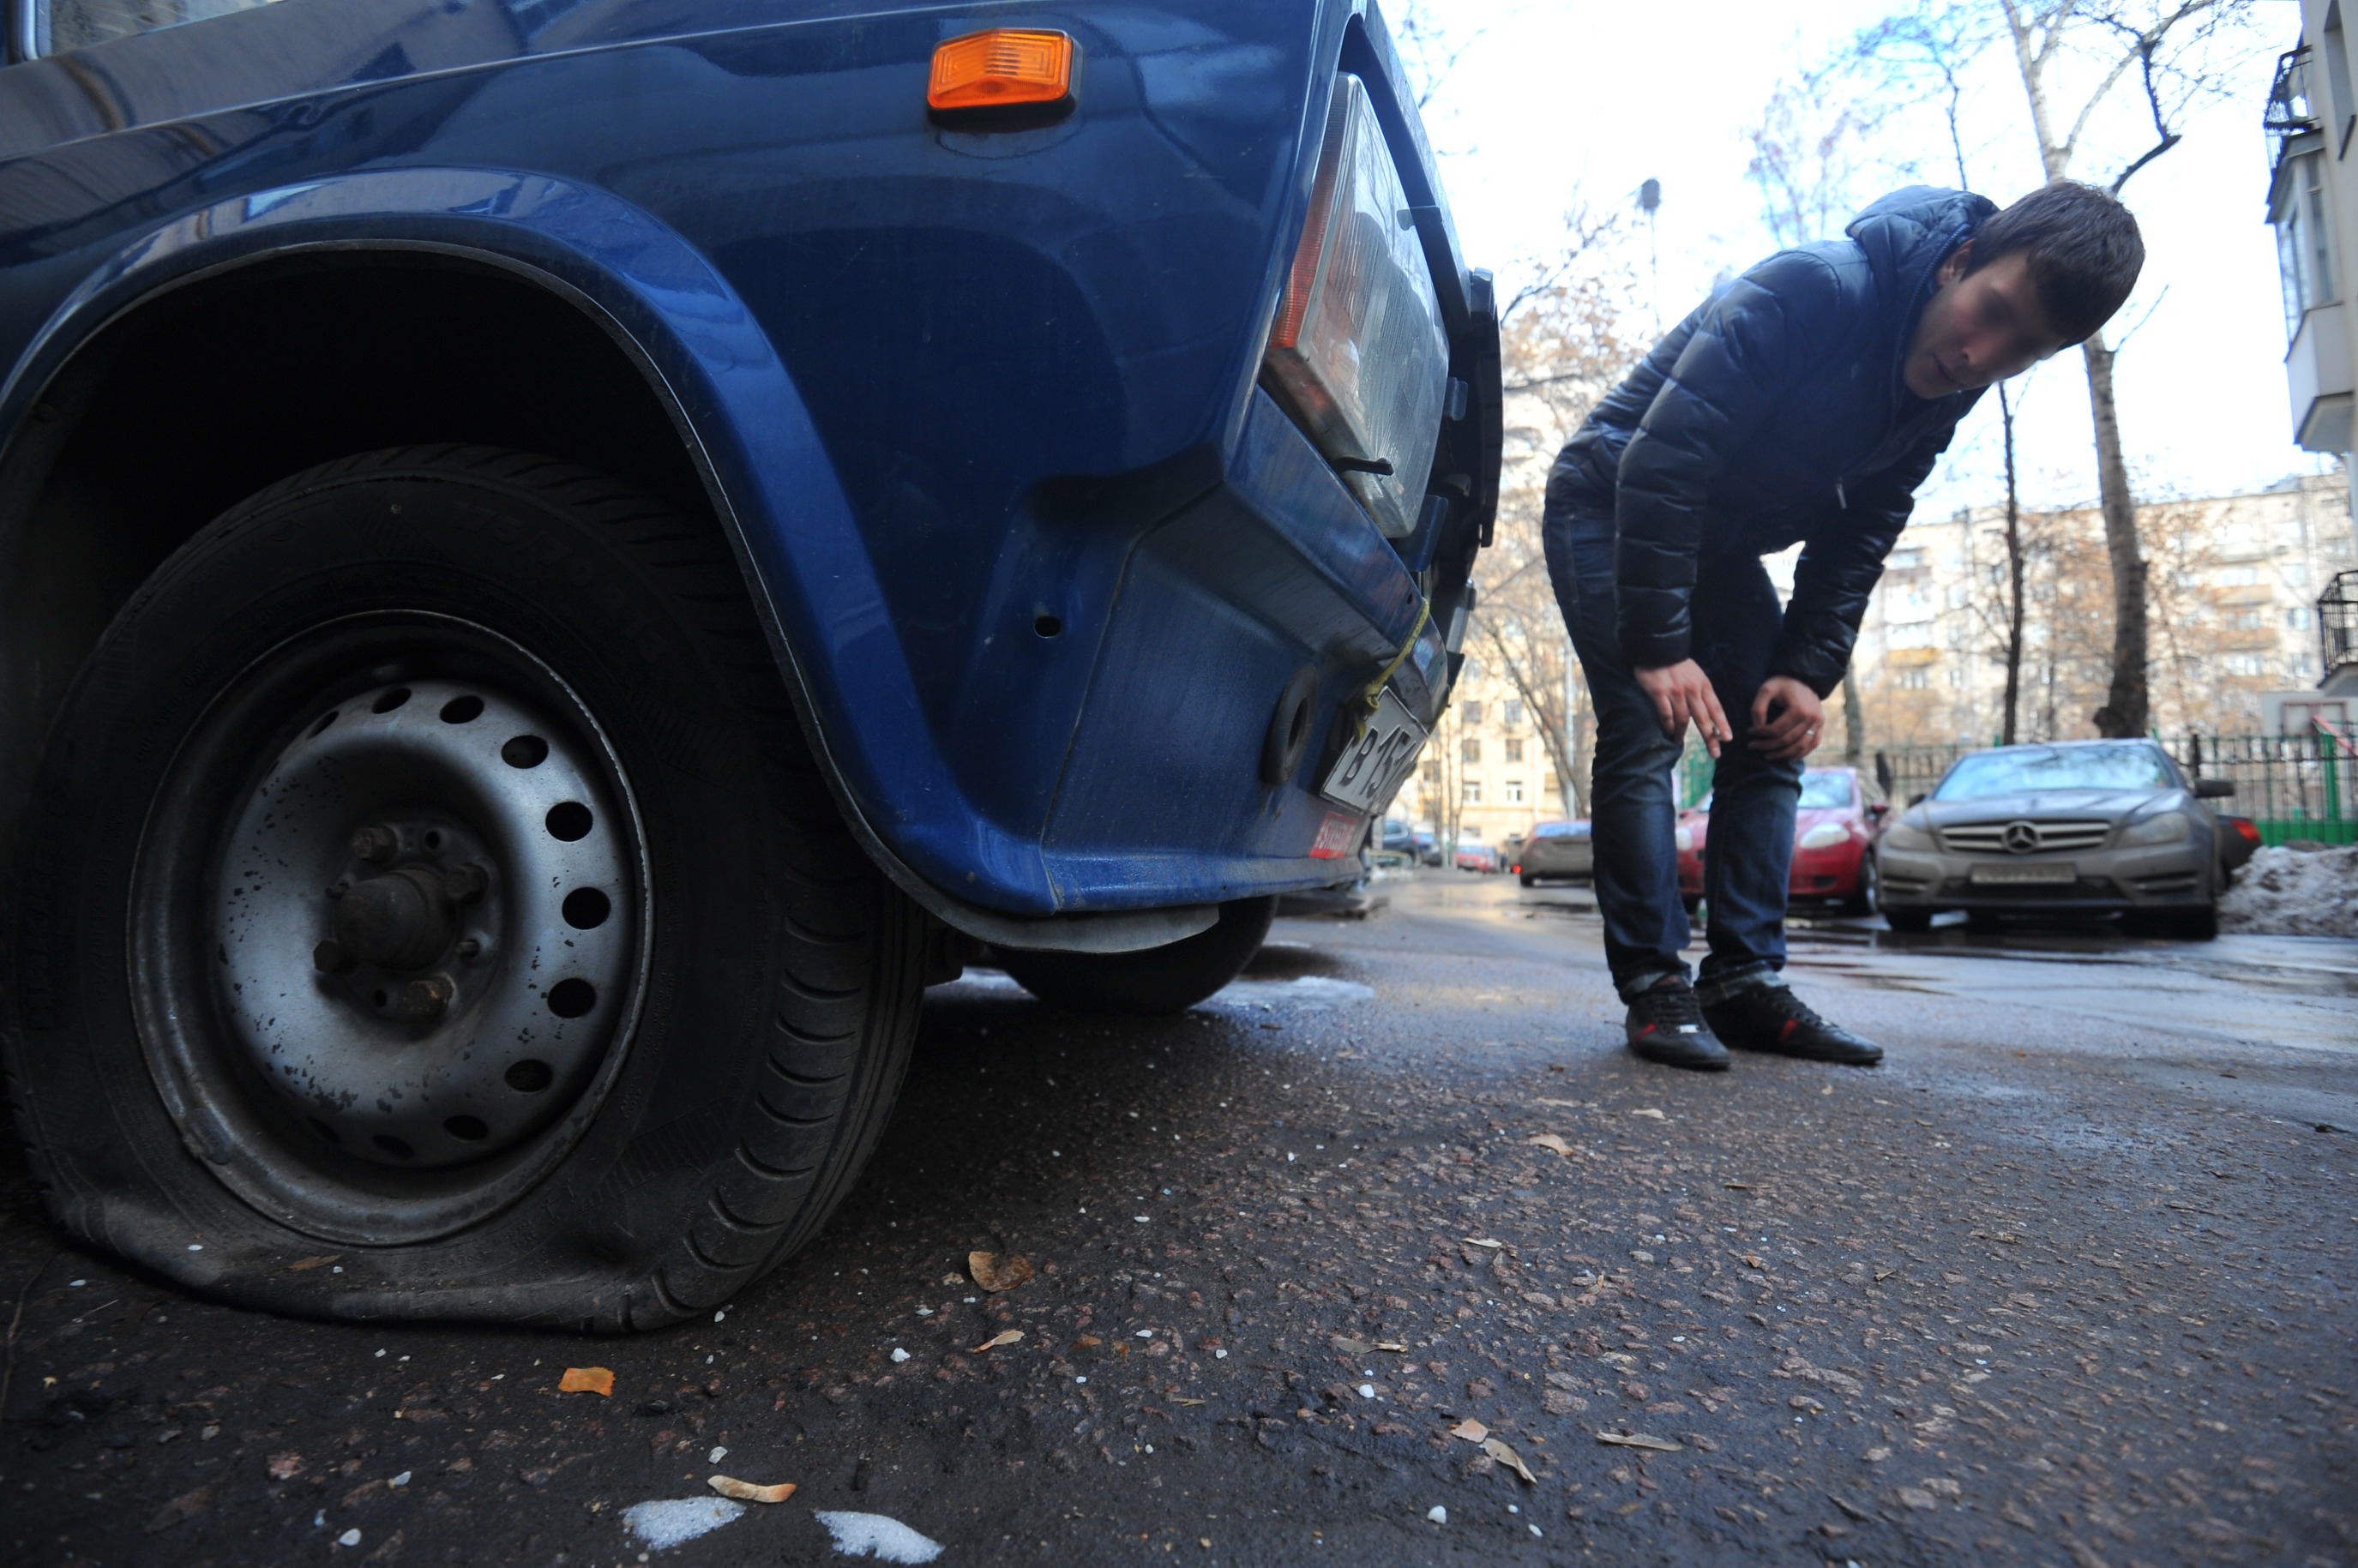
[1542,183,2143,1071]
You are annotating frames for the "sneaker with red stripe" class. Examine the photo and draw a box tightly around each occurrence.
[1702,984,1883,1066]
[1624,976,1729,1072]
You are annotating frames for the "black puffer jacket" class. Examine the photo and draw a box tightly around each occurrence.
[1544,186,1994,695]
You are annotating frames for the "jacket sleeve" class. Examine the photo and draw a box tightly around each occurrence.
[1769,422,1956,698]
[1612,251,1846,669]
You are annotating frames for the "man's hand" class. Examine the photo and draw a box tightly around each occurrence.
[1750,675,1825,761]
[1633,660,1733,759]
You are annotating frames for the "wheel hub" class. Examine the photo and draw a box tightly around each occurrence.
[211,676,637,1169]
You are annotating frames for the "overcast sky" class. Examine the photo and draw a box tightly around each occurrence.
[1411,0,2319,516]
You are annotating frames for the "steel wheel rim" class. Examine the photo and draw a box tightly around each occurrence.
[129,613,653,1245]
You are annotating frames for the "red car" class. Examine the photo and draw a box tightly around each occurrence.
[1675,767,1892,916]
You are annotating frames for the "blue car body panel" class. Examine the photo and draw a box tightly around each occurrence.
[0,0,1488,922]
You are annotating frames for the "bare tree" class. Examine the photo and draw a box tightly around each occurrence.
[1991,0,2259,736]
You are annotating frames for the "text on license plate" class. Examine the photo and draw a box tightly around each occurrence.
[1320,688,1429,814]
[1970,862,2076,885]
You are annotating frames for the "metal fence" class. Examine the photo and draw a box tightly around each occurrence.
[1675,730,2355,846]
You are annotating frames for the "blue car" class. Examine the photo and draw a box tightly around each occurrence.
[0,0,1497,1324]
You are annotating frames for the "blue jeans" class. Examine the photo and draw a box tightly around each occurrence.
[1544,511,1804,1003]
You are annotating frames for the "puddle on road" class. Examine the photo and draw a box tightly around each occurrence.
[1241,940,1356,981]
[929,964,1374,1012]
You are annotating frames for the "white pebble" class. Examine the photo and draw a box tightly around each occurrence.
[1213,1349,1228,1360]
[388,1471,411,1487]
[890,1348,911,1363]
[338,1528,362,1547]
[1357,1384,1374,1399]
[1426,1505,1447,1524]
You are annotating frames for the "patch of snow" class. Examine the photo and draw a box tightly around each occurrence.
[2219,844,2358,937]
[815,1511,945,1563]
[622,1497,747,1550]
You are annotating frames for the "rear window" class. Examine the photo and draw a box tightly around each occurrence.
[1934,743,2175,801]
[38,0,287,54]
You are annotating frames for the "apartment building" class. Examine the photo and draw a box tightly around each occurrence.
[1389,658,1569,851]
[2265,16,2358,702]
[1850,473,2355,742]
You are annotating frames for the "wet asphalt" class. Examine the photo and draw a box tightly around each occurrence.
[3,870,2354,1567]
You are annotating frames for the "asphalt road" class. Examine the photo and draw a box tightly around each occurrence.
[3,871,2354,1567]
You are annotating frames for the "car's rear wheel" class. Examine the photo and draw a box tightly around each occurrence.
[999,897,1277,1015]
[5,448,928,1328]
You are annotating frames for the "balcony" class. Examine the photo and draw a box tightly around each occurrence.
[2287,303,2355,452]
[2269,45,2320,166]
[2325,569,2358,682]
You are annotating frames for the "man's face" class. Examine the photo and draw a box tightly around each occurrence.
[1902,243,2071,399]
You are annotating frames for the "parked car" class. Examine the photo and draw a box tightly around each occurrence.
[1874,740,2234,937]
[1454,843,1499,873]
[1516,820,1594,885]
[1674,767,1890,915]
[2218,814,2263,881]
[0,2,1499,1327]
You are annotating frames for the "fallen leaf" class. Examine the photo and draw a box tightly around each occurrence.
[1447,1419,1489,1443]
[1863,1446,1892,1463]
[1073,1336,1103,1349]
[1742,1254,1765,1270]
[968,1252,1035,1293]
[146,1484,213,1533]
[557,1367,614,1397]
[1830,1493,1872,1521]
[1460,1237,1502,1250]
[1173,1398,1206,1407]
[1328,1335,1371,1356]
[1525,1133,1577,1157]
[287,1256,339,1272]
[971,1330,1024,1353]
[1483,1437,1537,1484]
[1596,1431,1682,1453]
[1534,1097,1584,1108]
[1723,1181,1753,1191]
[266,1451,303,1481]
[1896,1486,1939,1511]
[707,1475,796,1504]
[1374,1342,1409,1353]
[1630,1108,1667,1120]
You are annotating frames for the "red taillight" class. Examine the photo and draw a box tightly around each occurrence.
[2232,818,2262,846]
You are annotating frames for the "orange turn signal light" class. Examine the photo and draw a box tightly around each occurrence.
[929,28,1074,113]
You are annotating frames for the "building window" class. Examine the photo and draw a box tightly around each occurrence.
[2224,652,2269,676]
[2228,608,2266,629]
[1503,700,1524,728]
[2290,606,2312,628]
[2217,565,2261,586]
[1895,670,1932,690]
[1460,700,1483,724]
[1506,779,1525,803]
[1504,737,1525,762]
[1461,737,1481,763]
[1463,779,1482,803]
[2274,147,2337,341]
[1422,760,1441,785]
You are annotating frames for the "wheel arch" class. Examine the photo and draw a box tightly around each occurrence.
[0,171,1212,954]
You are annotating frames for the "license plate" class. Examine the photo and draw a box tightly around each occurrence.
[1970,862,2076,886]
[1320,688,1429,814]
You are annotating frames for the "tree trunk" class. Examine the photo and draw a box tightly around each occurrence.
[1567,659,1591,818]
[1839,667,1866,766]
[2081,333,2148,736]
[2000,383,2026,746]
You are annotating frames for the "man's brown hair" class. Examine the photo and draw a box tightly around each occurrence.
[1968,181,2145,343]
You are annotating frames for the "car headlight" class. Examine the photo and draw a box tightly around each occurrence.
[1263,74,1450,539]
[1796,822,1850,850]
[2119,810,2190,846]
[1880,819,1934,851]
[1674,826,1693,852]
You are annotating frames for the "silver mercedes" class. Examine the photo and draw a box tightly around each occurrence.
[1873,740,2235,939]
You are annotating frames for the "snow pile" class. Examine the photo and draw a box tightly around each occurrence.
[2218,844,2358,938]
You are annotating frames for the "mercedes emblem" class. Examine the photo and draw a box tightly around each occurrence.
[2001,820,2042,854]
